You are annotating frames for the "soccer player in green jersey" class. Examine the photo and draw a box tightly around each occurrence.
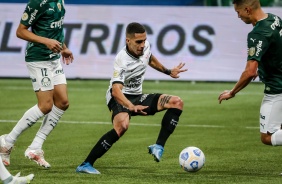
[0,0,73,168]
[219,0,282,147]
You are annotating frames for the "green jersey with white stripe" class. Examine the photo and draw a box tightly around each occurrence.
[247,13,282,94]
[20,0,65,62]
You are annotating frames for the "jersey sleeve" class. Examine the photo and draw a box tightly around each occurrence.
[20,0,44,27]
[247,32,269,62]
[111,54,126,85]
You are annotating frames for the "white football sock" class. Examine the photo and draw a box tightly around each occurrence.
[29,105,64,149]
[5,105,44,146]
[271,130,282,146]
[0,157,12,181]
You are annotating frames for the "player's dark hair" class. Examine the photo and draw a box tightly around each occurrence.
[126,22,146,37]
[233,0,260,9]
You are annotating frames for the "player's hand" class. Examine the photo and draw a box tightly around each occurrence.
[130,105,149,115]
[45,39,63,53]
[170,62,188,78]
[252,72,258,81]
[218,90,235,104]
[61,48,74,65]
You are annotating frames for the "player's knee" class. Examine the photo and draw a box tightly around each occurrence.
[170,96,183,110]
[115,122,129,137]
[56,100,69,111]
[38,101,53,114]
[61,100,69,110]
[260,134,272,145]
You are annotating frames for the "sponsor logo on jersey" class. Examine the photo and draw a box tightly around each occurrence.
[40,0,47,7]
[255,40,262,56]
[271,16,280,30]
[28,9,38,24]
[57,3,62,11]
[248,47,255,56]
[41,77,51,87]
[50,16,64,28]
[126,77,142,88]
[55,69,64,74]
[21,12,29,21]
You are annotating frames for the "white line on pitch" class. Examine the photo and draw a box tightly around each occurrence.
[0,119,259,129]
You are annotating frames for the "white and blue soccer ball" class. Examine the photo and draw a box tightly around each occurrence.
[179,146,205,172]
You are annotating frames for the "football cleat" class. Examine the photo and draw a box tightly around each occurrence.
[76,162,101,174]
[25,148,51,168]
[0,134,13,166]
[148,144,164,162]
[6,172,34,184]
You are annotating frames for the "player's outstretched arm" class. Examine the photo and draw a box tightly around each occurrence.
[218,60,258,104]
[169,62,188,78]
[149,55,187,78]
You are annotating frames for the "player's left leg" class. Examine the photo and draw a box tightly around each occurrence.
[26,59,69,168]
[260,93,282,146]
[143,94,183,162]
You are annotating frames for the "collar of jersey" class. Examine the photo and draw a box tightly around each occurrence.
[125,45,139,60]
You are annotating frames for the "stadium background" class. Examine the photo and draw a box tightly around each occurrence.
[0,0,281,81]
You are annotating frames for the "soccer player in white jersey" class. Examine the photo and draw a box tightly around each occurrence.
[0,0,73,169]
[0,156,34,184]
[76,22,187,174]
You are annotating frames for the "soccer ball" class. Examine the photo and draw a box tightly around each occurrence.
[179,146,205,172]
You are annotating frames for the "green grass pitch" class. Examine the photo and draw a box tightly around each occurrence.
[0,78,281,184]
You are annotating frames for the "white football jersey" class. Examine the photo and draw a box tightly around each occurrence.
[106,40,152,104]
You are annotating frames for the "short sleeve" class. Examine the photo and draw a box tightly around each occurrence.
[111,54,126,84]
[247,32,269,62]
[20,0,44,27]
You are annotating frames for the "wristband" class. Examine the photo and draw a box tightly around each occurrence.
[164,69,171,75]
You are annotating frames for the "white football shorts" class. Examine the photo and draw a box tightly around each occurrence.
[260,93,282,134]
[26,58,67,92]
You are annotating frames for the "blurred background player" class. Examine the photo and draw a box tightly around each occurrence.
[0,157,34,184]
[0,0,74,168]
[218,0,282,147]
[76,22,187,174]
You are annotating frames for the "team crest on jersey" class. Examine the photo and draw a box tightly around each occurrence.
[57,3,62,11]
[21,12,29,21]
[248,47,255,56]
[41,77,51,87]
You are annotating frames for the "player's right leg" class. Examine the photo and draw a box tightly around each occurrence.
[76,99,130,174]
[260,94,282,146]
